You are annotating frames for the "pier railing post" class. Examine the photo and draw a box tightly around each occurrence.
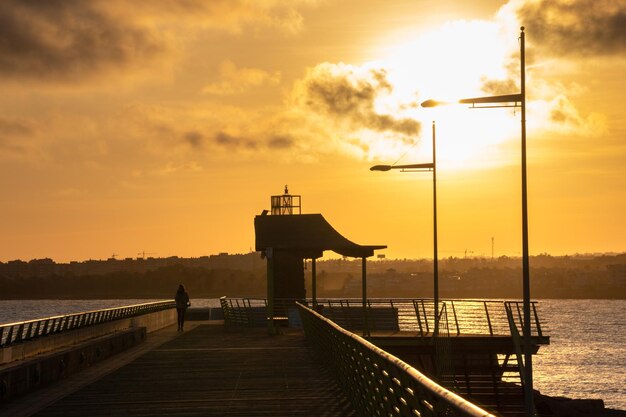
[361,256,369,337]
[266,247,276,335]
[311,258,317,308]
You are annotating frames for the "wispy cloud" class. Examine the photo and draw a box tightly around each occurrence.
[183,131,205,149]
[202,60,281,95]
[474,0,621,136]
[213,131,258,149]
[506,0,626,57]
[0,1,162,81]
[0,0,313,82]
[0,116,35,137]
[0,116,37,155]
[293,63,421,137]
[533,94,607,136]
[267,135,294,149]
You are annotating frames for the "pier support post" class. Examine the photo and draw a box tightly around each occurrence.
[266,248,276,335]
[311,258,317,308]
[361,256,369,337]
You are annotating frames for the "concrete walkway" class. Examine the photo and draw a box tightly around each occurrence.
[3,323,355,417]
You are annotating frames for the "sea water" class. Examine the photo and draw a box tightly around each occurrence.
[532,299,625,411]
[0,298,624,410]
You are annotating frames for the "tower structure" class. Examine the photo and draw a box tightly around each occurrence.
[255,187,386,332]
[271,185,301,215]
[266,186,304,303]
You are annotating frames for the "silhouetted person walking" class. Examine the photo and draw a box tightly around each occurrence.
[175,284,191,331]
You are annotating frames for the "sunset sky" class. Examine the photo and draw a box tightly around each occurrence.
[1,0,624,262]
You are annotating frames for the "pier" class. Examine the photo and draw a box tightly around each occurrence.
[20,325,354,416]
[1,299,549,416]
[223,297,549,416]
[1,303,355,417]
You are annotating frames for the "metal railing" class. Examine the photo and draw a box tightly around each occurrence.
[0,300,175,348]
[297,302,496,417]
[503,301,545,385]
[220,296,271,327]
[220,297,546,338]
[319,298,545,337]
[434,303,455,381]
[504,300,543,338]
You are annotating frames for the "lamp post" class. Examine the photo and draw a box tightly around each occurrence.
[371,121,439,339]
[421,27,534,416]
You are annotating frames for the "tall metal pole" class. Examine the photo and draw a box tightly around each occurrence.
[311,258,317,307]
[432,121,439,338]
[520,26,534,417]
[266,248,276,335]
[362,256,369,337]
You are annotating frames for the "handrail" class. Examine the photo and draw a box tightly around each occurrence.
[220,296,270,327]
[297,302,496,417]
[319,298,545,337]
[504,301,543,338]
[0,300,175,348]
[221,297,547,338]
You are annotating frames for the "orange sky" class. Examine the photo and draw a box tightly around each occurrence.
[1,0,624,262]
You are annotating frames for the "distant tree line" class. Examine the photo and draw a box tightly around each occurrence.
[311,253,626,300]
[1,253,624,299]
[0,265,266,299]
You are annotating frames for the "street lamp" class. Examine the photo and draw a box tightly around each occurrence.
[371,121,439,340]
[421,27,534,417]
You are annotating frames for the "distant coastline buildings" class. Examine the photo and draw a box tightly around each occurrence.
[1,252,624,299]
[0,252,264,278]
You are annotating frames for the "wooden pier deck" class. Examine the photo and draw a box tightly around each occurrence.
[5,323,355,417]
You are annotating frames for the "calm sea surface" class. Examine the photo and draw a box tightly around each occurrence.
[0,298,624,410]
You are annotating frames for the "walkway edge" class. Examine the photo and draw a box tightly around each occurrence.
[0,322,200,417]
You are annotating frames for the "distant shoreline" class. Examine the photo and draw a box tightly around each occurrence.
[0,294,626,301]
[2,252,624,300]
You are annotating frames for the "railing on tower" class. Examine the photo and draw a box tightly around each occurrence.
[270,185,301,215]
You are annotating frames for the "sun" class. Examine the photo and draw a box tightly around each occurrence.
[368,20,522,170]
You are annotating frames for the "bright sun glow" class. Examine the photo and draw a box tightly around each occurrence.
[367,20,522,169]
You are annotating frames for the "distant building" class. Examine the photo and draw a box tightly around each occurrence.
[0,252,264,278]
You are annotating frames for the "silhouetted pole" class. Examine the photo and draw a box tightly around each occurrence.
[432,121,439,338]
[420,26,533,416]
[311,258,317,307]
[370,133,438,338]
[520,26,534,417]
[266,248,276,335]
[362,256,369,337]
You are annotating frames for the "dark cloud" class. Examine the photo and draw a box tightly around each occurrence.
[0,0,312,81]
[517,0,626,56]
[550,108,574,124]
[0,116,35,154]
[481,77,519,96]
[0,0,162,80]
[267,135,294,149]
[183,131,205,148]
[213,131,259,149]
[0,138,25,154]
[304,69,387,115]
[215,132,242,147]
[0,117,35,137]
[212,131,293,150]
[300,65,421,136]
[549,96,579,125]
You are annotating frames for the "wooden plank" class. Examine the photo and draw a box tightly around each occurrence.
[32,326,356,417]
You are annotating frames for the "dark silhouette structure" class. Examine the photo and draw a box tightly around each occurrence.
[254,188,385,332]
